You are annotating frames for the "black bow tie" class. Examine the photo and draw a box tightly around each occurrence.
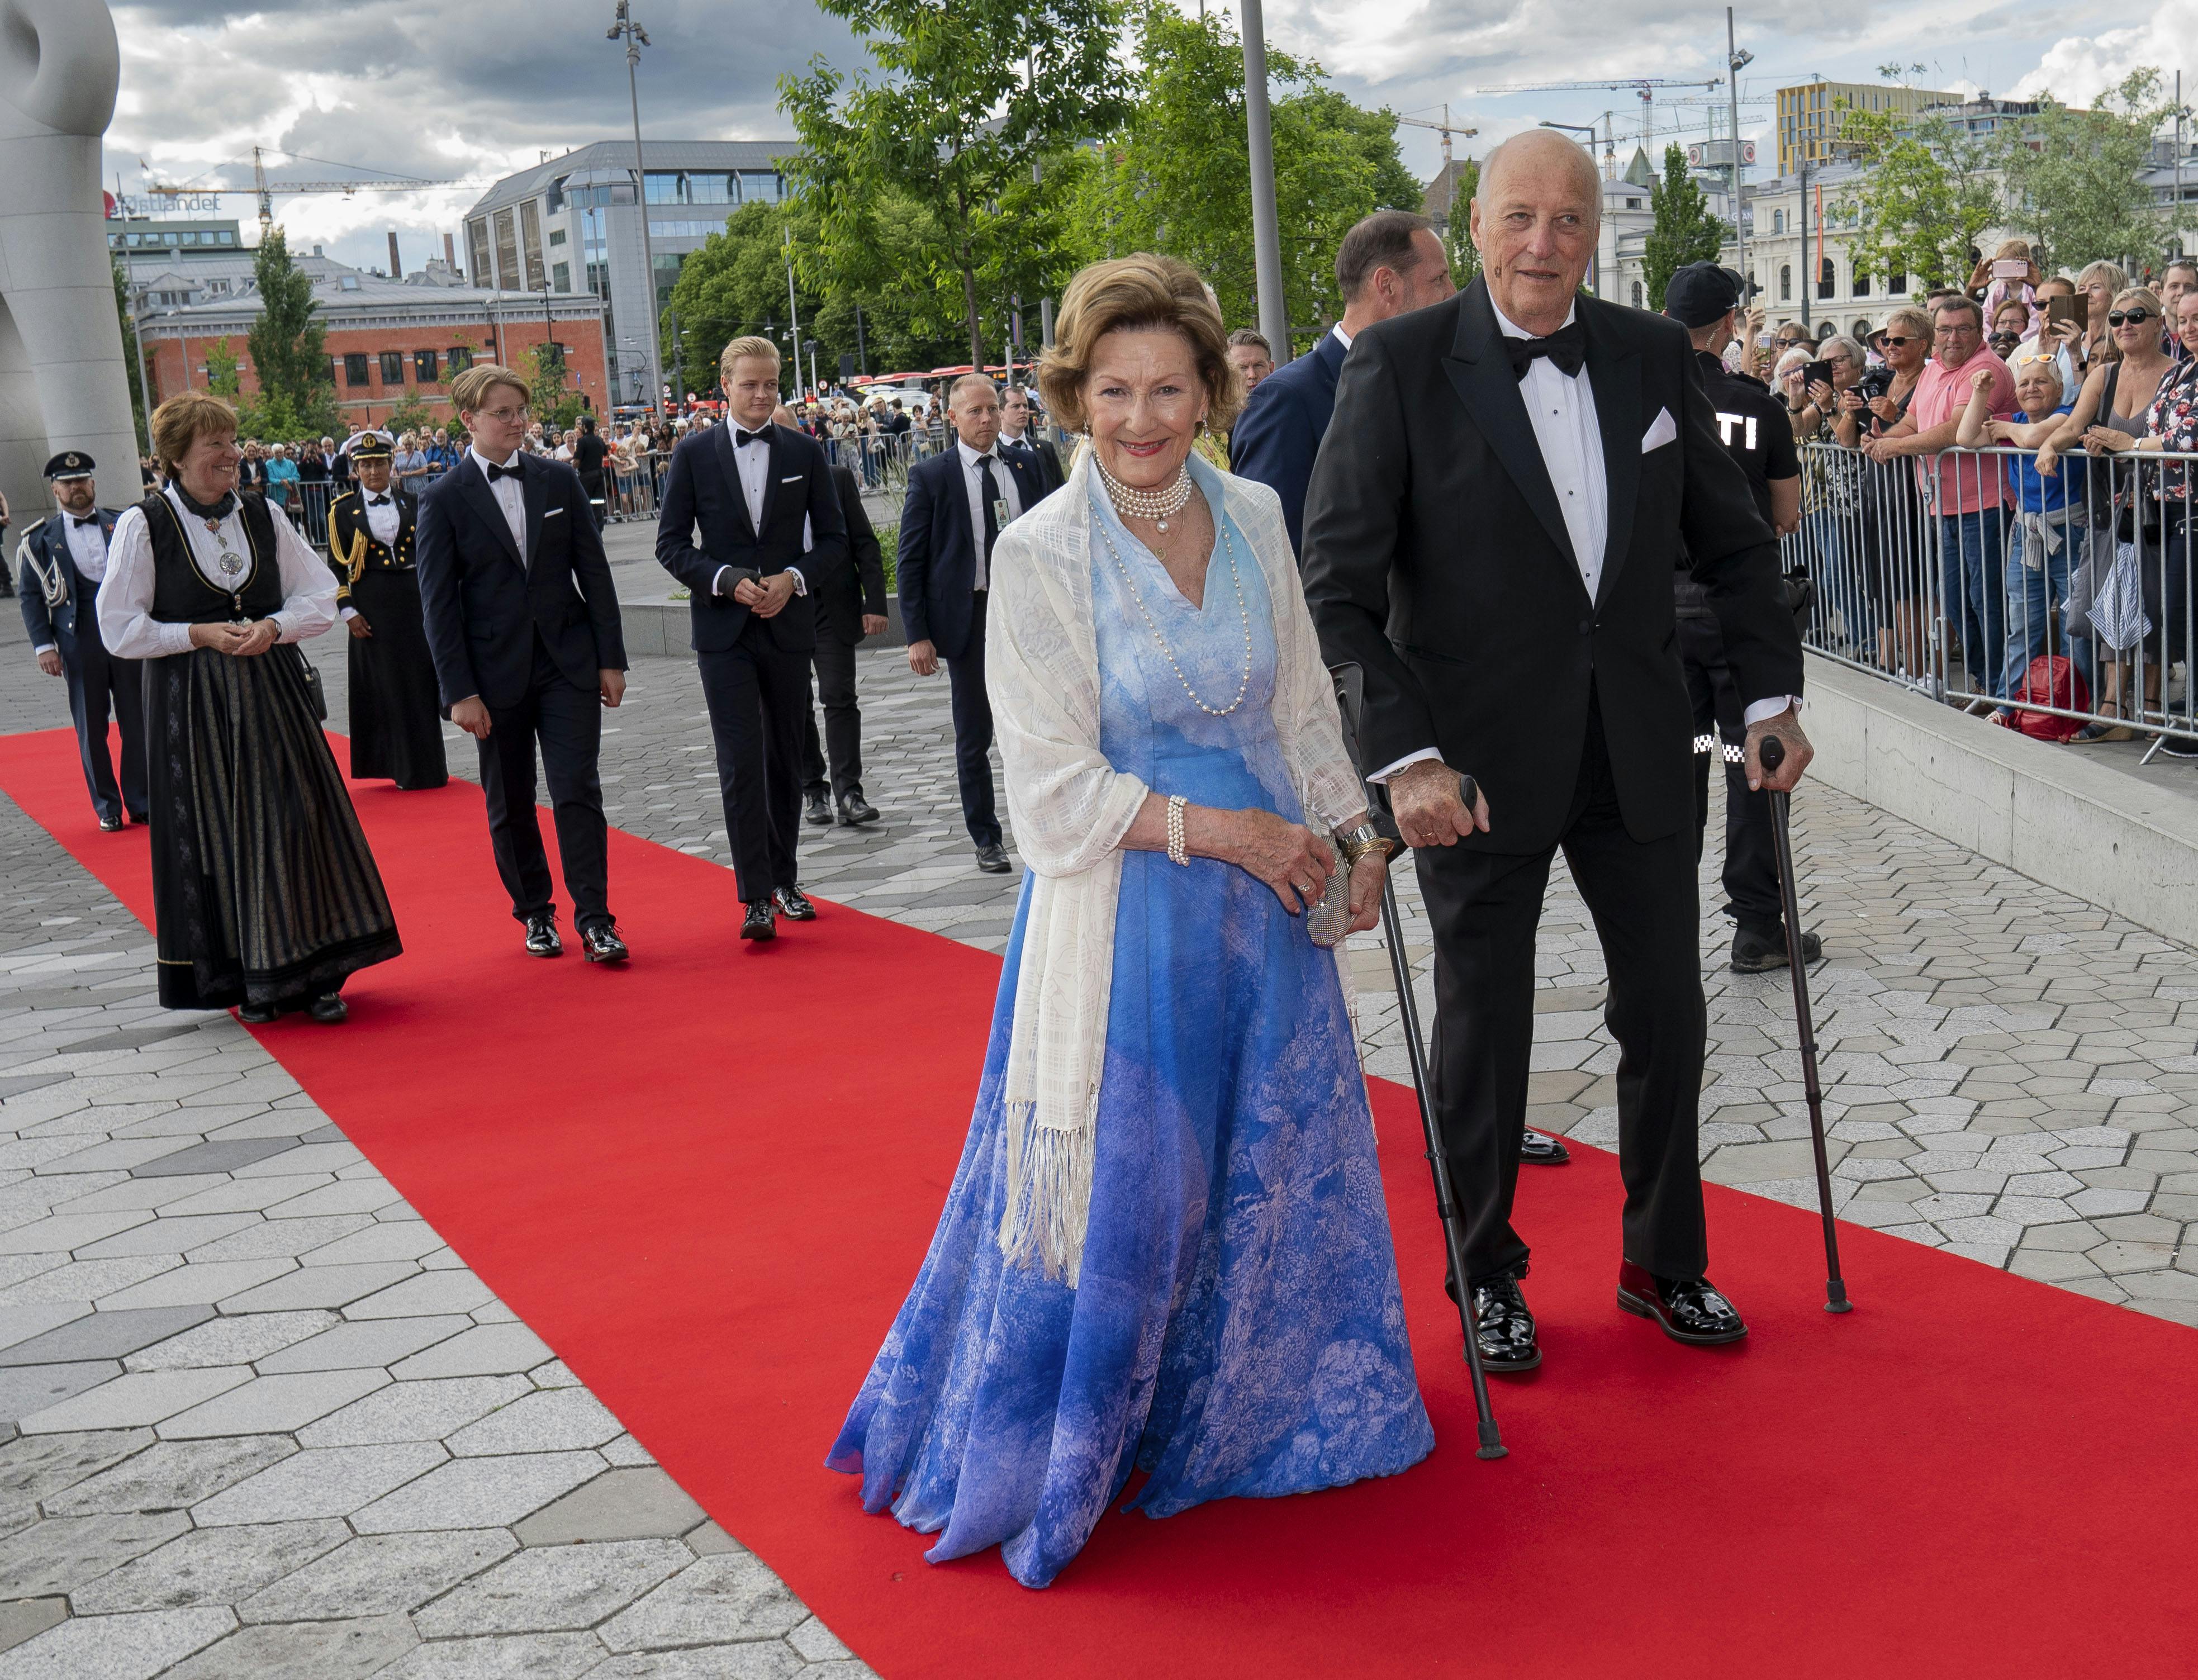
[483,459,523,482]
[734,426,771,448]
[72,515,100,529]
[368,495,391,506]
[1506,322,1587,380]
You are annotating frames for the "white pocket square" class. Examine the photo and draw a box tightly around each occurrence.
[1641,408,1678,452]
[543,506,566,518]
[780,474,803,483]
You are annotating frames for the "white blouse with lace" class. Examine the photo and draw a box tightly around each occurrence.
[97,487,338,661]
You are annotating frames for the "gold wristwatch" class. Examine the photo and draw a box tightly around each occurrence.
[1335,820,1397,866]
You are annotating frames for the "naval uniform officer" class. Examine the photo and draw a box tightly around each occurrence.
[15,451,146,830]
[329,434,448,790]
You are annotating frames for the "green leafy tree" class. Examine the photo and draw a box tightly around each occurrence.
[112,260,146,442]
[1642,143,1730,309]
[1834,100,2000,292]
[1443,156,1482,288]
[383,396,436,438]
[242,230,339,438]
[203,339,242,399]
[1997,69,2174,273]
[527,342,583,432]
[1064,7,1424,350]
[781,0,1131,369]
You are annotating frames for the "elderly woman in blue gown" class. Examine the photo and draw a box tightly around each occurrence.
[828,254,1432,1587]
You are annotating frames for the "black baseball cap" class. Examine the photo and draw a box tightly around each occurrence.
[1664,263,1743,329]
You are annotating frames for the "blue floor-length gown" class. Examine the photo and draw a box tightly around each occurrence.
[827,476,1432,1588]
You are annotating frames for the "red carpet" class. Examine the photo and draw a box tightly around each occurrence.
[3,724,2194,1677]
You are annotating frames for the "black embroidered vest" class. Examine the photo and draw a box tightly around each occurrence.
[143,490,286,624]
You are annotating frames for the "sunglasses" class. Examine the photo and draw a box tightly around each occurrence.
[2108,309,2155,326]
[1879,334,1919,347]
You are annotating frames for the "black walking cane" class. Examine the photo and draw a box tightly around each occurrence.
[1756,734,1851,1313]
[1331,666,1507,1458]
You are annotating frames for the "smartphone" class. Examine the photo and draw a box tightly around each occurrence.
[1992,258,2029,280]
[1757,330,1774,347]
[1805,359,1835,390]
[2045,294,2082,333]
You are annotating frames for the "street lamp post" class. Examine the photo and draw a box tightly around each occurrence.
[1237,0,1289,360]
[129,286,156,457]
[608,1,664,416]
[1728,12,1754,301]
[781,222,801,399]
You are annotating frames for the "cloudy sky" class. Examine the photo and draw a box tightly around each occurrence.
[103,0,2192,277]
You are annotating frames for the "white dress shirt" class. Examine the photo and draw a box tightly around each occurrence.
[711,426,808,599]
[471,446,528,562]
[98,486,338,660]
[63,510,110,584]
[957,437,1023,592]
[1369,301,1791,786]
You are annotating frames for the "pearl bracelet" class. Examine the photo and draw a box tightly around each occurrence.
[1166,795,1189,867]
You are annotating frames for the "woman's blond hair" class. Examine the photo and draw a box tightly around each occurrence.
[149,390,238,478]
[1037,254,1240,435]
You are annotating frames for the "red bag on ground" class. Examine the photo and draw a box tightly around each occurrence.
[1998,653,2091,742]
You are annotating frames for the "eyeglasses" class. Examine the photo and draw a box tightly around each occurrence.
[476,405,532,425]
[2107,309,2155,326]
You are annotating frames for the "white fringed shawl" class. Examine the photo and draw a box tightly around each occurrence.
[985,444,1368,1287]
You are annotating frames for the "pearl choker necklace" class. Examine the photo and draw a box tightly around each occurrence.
[1095,456,1195,532]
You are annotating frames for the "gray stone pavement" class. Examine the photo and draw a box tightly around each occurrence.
[0,594,2194,1672]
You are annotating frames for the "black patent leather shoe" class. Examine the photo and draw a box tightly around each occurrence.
[98,814,124,832]
[773,885,816,922]
[803,790,834,826]
[1465,1276,1542,1373]
[307,993,347,1024]
[1521,1128,1570,1165]
[1617,1261,1749,1345]
[580,923,629,964]
[740,902,777,942]
[1731,926,1824,973]
[975,843,1012,875]
[524,914,563,958]
[836,794,880,827]
[127,811,150,827]
[237,1001,278,1025]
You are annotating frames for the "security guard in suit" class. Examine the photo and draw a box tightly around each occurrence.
[16,451,146,829]
[327,434,447,789]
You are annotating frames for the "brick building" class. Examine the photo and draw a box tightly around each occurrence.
[137,250,610,431]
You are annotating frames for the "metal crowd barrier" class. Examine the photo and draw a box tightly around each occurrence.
[1783,440,2195,758]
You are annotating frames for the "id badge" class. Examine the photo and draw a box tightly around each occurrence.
[991,497,1012,530]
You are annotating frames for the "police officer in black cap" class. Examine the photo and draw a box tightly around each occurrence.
[327,432,446,790]
[1661,262,1819,973]
[15,451,147,831]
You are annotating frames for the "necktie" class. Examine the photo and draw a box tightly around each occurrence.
[734,427,771,447]
[1506,321,1587,380]
[368,496,391,507]
[977,455,1001,587]
[484,459,523,482]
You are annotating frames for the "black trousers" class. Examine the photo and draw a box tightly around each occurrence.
[699,633,810,903]
[799,633,864,801]
[66,645,148,823]
[1414,701,1708,1285]
[477,639,611,931]
[1677,611,1783,934]
[946,590,1000,848]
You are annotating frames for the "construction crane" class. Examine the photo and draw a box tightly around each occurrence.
[1397,105,1480,167]
[1463,77,1721,149]
[144,147,478,236]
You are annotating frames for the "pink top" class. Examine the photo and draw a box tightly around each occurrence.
[1979,278,2037,329]
[1911,352,2017,512]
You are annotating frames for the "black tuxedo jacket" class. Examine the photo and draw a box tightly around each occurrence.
[17,509,121,662]
[814,463,889,643]
[653,422,849,655]
[895,443,1046,660]
[1301,278,1802,855]
[1229,327,1347,556]
[415,454,627,711]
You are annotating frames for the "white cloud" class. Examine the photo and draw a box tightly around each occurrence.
[2009,4,2198,107]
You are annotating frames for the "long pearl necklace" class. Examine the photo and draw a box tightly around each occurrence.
[1094,455,1195,532]
[1095,504,1255,718]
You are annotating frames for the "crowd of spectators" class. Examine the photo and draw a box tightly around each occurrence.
[1729,238,2197,754]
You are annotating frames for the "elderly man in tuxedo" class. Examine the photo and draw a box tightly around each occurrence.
[896,374,1046,875]
[16,451,144,830]
[1231,210,1455,557]
[1302,131,1811,1373]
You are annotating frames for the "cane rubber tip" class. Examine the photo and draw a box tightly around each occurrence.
[1825,1280,1853,1313]
[1477,1444,1509,1459]
[1475,1422,1507,1459]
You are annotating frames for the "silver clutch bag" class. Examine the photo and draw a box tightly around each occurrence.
[1305,846,1352,948]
